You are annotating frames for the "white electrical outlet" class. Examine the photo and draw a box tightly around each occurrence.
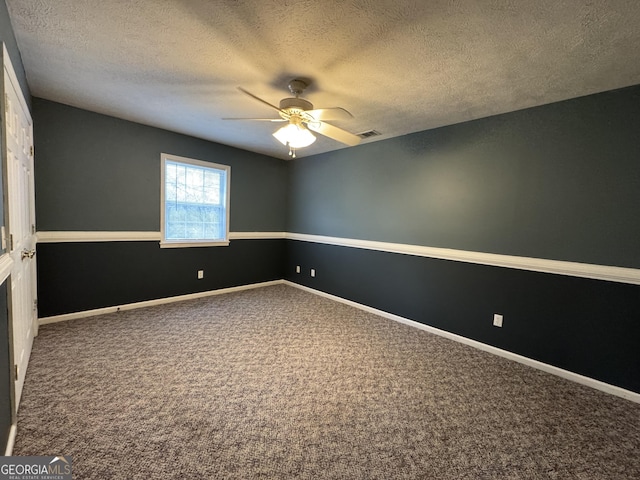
[310,269,316,277]
[296,265,300,273]
[197,270,204,279]
[493,314,503,327]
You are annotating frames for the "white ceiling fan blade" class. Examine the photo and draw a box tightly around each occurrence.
[237,87,288,116]
[307,121,361,146]
[305,107,353,121]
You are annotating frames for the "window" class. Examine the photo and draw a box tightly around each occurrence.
[161,153,230,247]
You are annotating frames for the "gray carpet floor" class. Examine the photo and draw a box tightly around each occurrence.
[13,284,640,479]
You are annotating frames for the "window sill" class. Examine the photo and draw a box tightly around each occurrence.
[159,240,230,248]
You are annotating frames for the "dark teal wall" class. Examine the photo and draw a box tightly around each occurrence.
[37,240,285,317]
[34,98,287,232]
[288,85,640,269]
[33,99,289,317]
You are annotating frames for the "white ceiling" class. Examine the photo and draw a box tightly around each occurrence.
[6,0,640,160]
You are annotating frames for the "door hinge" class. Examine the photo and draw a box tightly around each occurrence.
[4,93,8,113]
[33,298,38,311]
[14,364,18,380]
[30,145,34,157]
[8,234,13,251]
[32,224,36,235]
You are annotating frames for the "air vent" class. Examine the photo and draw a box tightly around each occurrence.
[356,129,381,139]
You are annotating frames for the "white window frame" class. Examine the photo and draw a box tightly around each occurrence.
[160,153,231,248]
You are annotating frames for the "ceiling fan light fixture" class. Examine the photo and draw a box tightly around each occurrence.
[229,82,361,154]
[272,123,316,148]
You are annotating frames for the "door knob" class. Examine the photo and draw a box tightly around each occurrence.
[20,249,35,260]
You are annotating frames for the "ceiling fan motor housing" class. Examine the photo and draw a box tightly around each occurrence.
[279,97,313,112]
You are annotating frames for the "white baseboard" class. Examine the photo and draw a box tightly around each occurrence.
[284,281,640,404]
[38,280,285,325]
[4,424,16,456]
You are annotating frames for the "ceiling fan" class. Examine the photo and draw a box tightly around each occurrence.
[224,78,361,157]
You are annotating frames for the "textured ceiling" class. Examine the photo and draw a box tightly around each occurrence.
[6,0,640,160]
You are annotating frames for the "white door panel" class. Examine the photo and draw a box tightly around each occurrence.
[3,49,36,412]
